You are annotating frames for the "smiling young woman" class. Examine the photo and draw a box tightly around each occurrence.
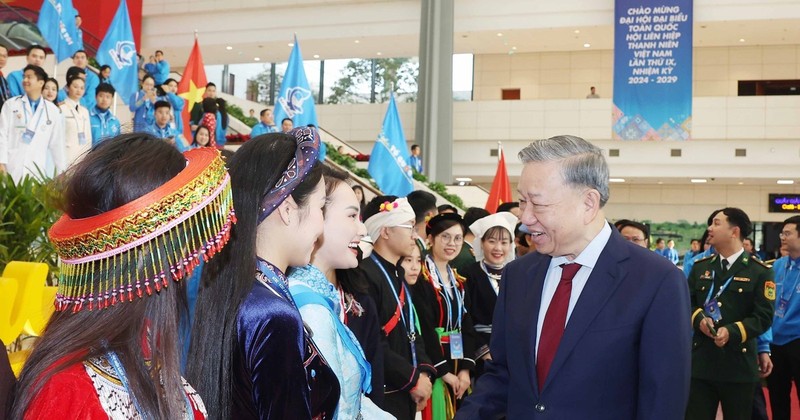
[412,213,479,420]
[287,165,393,420]
[460,212,518,379]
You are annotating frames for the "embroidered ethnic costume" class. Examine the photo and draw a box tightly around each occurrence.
[48,148,236,312]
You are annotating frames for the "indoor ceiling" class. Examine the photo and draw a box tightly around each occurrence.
[158,18,800,67]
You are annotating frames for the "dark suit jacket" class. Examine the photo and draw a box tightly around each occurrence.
[456,228,692,420]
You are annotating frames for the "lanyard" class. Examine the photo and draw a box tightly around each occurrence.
[105,350,194,419]
[22,98,46,127]
[255,257,297,308]
[67,103,87,135]
[106,350,149,419]
[429,256,463,331]
[370,253,417,366]
[96,109,109,131]
[780,259,800,302]
[705,270,734,305]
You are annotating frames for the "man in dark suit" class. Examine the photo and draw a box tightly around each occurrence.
[456,135,692,419]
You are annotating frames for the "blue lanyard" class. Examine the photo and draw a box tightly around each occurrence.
[370,253,417,366]
[428,255,463,331]
[22,98,46,127]
[705,269,734,304]
[105,350,194,419]
[779,259,800,302]
[106,350,149,419]
[256,257,297,308]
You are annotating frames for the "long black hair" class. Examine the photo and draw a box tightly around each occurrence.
[187,133,322,419]
[13,134,188,419]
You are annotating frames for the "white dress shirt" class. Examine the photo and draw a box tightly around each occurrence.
[535,222,613,359]
[719,247,744,274]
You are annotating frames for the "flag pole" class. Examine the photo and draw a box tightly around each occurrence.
[53,19,59,79]
[497,141,502,161]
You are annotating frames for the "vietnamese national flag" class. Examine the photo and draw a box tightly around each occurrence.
[485,144,513,213]
[177,37,208,140]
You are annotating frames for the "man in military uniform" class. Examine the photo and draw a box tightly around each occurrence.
[687,207,775,420]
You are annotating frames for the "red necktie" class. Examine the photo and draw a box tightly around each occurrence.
[537,262,581,390]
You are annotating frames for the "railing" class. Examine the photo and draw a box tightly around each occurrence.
[0,1,98,57]
[316,125,364,156]
[324,158,382,197]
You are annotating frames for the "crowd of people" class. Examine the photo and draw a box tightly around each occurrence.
[0,45,242,182]
[0,45,798,420]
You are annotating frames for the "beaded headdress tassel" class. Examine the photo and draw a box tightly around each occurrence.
[48,148,236,312]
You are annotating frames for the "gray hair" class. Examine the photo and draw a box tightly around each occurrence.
[518,135,610,207]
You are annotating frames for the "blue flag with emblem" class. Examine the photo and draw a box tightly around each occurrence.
[368,94,414,197]
[37,0,80,62]
[274,36,318,130]
[96,0,138,105]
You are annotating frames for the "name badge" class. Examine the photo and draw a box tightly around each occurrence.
[704,299,722,323]
[776,297,789,318]
[78,132,87,145]
[21,128,35,144]
[449,332,464,359]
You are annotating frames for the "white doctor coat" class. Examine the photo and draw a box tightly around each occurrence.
[0,95,66,183]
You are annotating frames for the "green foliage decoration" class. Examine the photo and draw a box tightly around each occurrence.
[0,173,61,283]
[324,142,465,210]
[226,103,258,128]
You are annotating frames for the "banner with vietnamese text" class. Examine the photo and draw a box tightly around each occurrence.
[613,0,692,141]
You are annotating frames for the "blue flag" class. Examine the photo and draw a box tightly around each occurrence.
[274,36,318,129]
[38,0,80,62]
[368,95,414,197]
[96,0,138,105]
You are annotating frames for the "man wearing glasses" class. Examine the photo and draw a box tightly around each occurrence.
[614,219,650,248]
[360,195,437,420]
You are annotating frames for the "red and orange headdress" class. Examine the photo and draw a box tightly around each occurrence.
[48,148,236,312]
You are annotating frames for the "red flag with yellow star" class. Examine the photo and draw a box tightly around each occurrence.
[485,144,513,213]
[177,37,207,140]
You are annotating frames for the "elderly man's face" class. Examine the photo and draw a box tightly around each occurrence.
[518,160,590,259]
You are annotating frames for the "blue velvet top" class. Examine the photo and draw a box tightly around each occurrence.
[232,260,339,419]
[233,280,311,419]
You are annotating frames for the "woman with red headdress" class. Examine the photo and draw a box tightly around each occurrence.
[12,133,236,419]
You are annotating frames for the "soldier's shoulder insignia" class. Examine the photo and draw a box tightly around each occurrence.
[765,281,776,301]
[695,255,714,264]
[751,257,771,269]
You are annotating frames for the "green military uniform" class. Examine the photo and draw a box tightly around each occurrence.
[686,252,775,420]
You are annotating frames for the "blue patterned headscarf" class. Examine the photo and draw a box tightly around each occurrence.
[257,127,320,225]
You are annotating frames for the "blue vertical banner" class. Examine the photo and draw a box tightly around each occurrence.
[613,0,693,140]
[368,94,414,197]
[274,36,318,129]
[38,0,81,62]
[96,0,138,105]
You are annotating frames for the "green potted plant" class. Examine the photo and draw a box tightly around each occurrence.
[0,173,61,284]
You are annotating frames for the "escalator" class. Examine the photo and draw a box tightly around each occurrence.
[0,5,47,51]
[0,1,98,56]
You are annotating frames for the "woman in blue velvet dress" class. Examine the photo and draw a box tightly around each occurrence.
[188,128,340,419]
